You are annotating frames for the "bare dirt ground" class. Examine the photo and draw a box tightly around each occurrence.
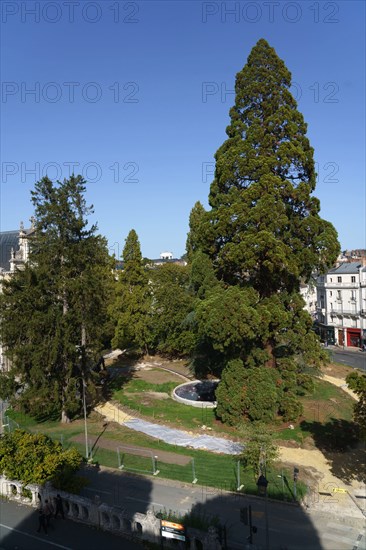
[71,433,191,465]
[278,364,365,515]
[321,361,355,378]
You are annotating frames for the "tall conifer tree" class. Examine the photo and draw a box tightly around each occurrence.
[112,229,151,353]
[0,176,112,422]
[193,39,340,421]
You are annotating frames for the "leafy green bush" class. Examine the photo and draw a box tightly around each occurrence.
[0,429,83,488]
[239,422,279,477]
[215,359,247,425]
[279,393,303,421]
[243,368,279,422]
[296,373,315,395]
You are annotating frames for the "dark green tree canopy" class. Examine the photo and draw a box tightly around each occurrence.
[204,38,339,293]
[189,39,339,423]
[346,372,366,438]
[111,229,151,352]
[186,201,207,263]
[0,176,113,422]
[149,263,195,356]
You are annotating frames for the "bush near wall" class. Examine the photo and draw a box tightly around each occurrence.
[0,429,83,489]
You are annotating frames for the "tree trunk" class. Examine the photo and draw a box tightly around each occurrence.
[264,340,276,368]
[61,257,71,423]
[61,408,71,423]
[61,384,71,423]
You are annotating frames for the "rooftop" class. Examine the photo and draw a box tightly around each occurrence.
[328,262,363,275]
[0,230,19,272]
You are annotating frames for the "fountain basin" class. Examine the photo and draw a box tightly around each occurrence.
[172,380,219,408]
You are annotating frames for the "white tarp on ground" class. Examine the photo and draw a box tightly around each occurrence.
[124,418,243,454]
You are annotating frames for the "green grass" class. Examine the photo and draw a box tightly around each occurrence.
[113,376,356,446]
[113,378,228,433]
[271,378,355,444]
[6,408,305,501]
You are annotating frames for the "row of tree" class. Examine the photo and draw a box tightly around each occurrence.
[2,38,356,430]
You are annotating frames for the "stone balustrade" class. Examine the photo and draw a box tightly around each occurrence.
[0,475,221,548]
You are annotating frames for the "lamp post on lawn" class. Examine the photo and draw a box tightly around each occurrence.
[76,375,89,461]
[257,474,270,550]
[82,375,89,461]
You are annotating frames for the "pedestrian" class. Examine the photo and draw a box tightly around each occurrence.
[37,508,47,534]
[54,494,65,519]
[43,499,53,527]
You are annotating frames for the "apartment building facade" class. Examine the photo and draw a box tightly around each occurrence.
[316,262,366,347]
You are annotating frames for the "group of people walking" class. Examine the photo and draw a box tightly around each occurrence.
[37,494,65,535]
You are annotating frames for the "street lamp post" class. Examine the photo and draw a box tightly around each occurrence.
[257,474,270,550]
[82,375,89,461]
[293,467,299,500]
[77,327,90,462]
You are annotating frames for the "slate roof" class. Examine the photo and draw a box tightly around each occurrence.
[0,230,19,272]
[328,262,362,274]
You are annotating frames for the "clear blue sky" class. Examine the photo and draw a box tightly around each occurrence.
[1,0,365,259]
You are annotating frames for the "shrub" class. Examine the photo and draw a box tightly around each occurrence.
[279,393,303,421]
[0,429,83,488]
[243,368,279,422]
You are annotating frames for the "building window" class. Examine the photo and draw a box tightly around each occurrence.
[351,276,356,283]
[330,291,332,296]
[337,290,342,300]
[337,276,342,283]
[351,291,356,301]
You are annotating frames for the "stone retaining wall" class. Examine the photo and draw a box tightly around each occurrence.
[0,475,222,549]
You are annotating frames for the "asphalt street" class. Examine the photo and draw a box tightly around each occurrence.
[79,466,365,550]
[0,498,143,550]
[329,348,366,371]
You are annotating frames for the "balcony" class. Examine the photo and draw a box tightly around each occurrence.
[330,309,360,316]
[324,282,359,288]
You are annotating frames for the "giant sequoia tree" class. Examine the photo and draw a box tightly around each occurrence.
[189,39,340,423]
[0,176,113,422]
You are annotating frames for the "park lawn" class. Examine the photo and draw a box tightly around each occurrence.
[112,378,235,435]
[272,378,356,445]
[112,376,356,446]
[6,408,304,501]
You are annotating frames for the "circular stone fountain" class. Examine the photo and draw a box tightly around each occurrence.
[172,380,219,408]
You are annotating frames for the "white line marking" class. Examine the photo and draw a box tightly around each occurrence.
[0,523,72,549]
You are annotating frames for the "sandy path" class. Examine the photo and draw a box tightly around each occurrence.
[95,401,133,424]
[321,374,358,400]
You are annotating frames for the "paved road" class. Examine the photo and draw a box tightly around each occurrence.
[79,466,366,550]
[329,348,366,371]
[0,498,143,550]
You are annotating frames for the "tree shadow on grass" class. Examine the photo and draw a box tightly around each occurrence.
[102,352,139,401]
[300,418,365,484]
